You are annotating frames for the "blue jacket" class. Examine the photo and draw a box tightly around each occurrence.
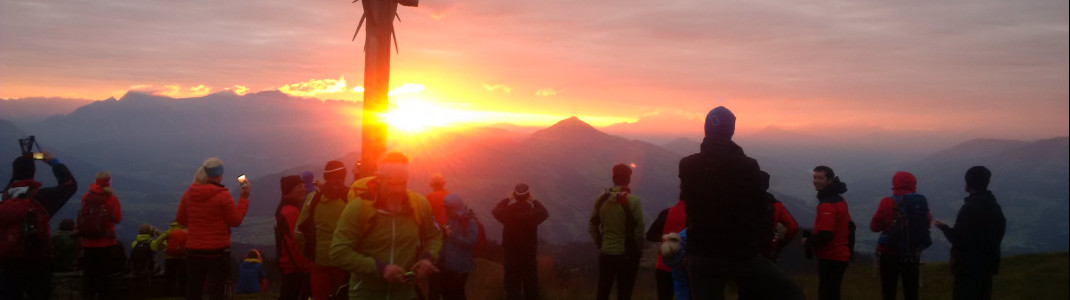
[236,259,266,294]
[442,212,479,273]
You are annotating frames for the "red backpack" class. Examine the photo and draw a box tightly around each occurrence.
[166,229,189,257]
[0,197,52,264]
[459,212,488,258]
[77,193,114,239]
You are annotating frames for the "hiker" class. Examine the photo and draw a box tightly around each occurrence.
[934,166,1006,300]
[677,106,803,300]
[52,219,79,273]
[78,172,123,299]
[276,175,312,300]
[803,166,853,300]
[440,193,480,300]
[646,197,686,300]
[870,171,932,300]
[589,163,645,300]
[236,249,267,295]
[152,221,189,297]
[425,173,451,300]
[176,157,250,300]
[302,171,318,195]
[330,152,443,300]
[130,224,161,276]
[492,183,549,300]
[660,229,689,300]
[296,161,350,300]
[0,152,77,300]
[764,191,799,261]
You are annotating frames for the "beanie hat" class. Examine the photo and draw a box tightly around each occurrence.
[513,183,531,200]
[301,171,316,192]
[965,166,991,191]
[324,161,346,182]
[443,193,466,216]
[11,156,35,183]
[892,171,917,195]
[704,106,736,140]
[280,175,303,195]
[612,164,632,187]
[204,164,224,178]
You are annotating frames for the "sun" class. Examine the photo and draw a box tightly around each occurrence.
[381,99,464,132]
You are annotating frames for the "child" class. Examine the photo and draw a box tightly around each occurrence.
[661,229,689,300]
[236,249,267,294]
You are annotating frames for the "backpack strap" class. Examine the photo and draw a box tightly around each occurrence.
[589,191,613,247]
[298,191,324,261]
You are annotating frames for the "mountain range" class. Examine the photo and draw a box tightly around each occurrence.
[1,93,1066,260]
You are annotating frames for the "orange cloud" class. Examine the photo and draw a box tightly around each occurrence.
[482,83,512,93]
[279,76,348,98]
[535,88,559,96]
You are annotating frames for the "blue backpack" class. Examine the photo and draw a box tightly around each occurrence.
[880,194,932,262]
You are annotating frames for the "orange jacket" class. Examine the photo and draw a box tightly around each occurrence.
[176,183,249,250]
[79,184,122,248]
[426,189,450,226]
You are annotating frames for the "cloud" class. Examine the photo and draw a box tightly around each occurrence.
[482,83,512,93]
[352,86,365,93]
[124,84,214,98]
[225,85,249,95]
[535,88,559,97]
[279,76,348,98]
[388,83,426,96]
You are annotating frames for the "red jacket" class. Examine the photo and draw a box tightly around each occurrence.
[655,201,687,271]
[80,184,122,248]
[765,201,798,258]
[813,200,851,262]
[278,205,311,273]
[426,189,450,226]
[870,171,931,256]
[176,183,249,250]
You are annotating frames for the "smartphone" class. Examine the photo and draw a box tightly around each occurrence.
[32,152,44,160]
[237,174,249,187]
[403,271,416,281]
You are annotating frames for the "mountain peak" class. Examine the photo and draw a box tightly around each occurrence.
[528,116,614,143]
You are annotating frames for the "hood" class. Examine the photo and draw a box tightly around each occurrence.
[966,190,998,205]
[699,136,745,158]
[892,171,917,196]
[89,183,111,195]
[135,234,154,242]
[443,193,467,217]
[321,181,348,200]
[168,222,185,230]
[185,182,228,203]
[817,177,848,203]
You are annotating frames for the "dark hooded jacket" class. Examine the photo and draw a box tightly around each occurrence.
[678,137,772,258]
[939,191,1005,274]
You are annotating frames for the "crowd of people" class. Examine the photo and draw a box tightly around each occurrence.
[0,106,1008,300]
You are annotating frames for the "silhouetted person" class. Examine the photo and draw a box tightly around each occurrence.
[493,183,549,300]
[78,172,123,300]
[678,107,803,300]
[176,157,250,300]
[297,161,351,300]
[803,166,852,300]
[870,171,932,300]
[51,219,79,273]
[152,221,189,297]
[646,197,686,300]
[276,175,312,300]
[425,173,451,300]
[589,164,645,300]
[935,166,1006,300]
[0,152,77,300]
[440,193,479,300]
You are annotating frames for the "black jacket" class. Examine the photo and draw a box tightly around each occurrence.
[3,162,78,218]
[492,198,549,261]
[938,191,1005,275]
[678,137,772,258]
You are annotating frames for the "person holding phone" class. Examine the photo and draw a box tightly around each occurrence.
[175,157,250,300]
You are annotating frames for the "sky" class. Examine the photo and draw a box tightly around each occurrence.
[1,0,1067,139]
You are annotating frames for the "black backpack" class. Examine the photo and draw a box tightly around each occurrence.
[129,239,154,272]
[883,194,932,262]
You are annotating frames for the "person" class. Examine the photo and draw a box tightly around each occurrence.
[870,171,932,300]
[276,175,312,300]
[130,224,161,277]
[492,183,549,300]
[440,193,479,300]
[330,152,443,300]
[764,192,799,261]
[660,230,689,300]
[677,106,803,300]
[78,172,123,299]
[153,221,189,297]
[52,219,79,273]
[935,166,1006,300]
[176,157,250,300]
[0,152,78,300]
[236,250,267,295]
[425,173,451,300]
[646,197,686,300]
[296,161,351,300]
[589,164,645,300]
[803,166,852,300]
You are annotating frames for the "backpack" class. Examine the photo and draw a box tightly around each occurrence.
[0,197,52,264]
[589,190,640,257]
[882,194,932,262]
[129,239,154,272]
[77,193,114,239]
[165,229,188,257]
[457,211,488,258]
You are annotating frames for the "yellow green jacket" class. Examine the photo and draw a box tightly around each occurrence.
[588,186,645,256]
[295,182,350,266]
[330,177,442,300]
